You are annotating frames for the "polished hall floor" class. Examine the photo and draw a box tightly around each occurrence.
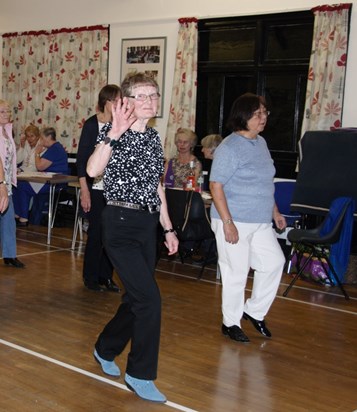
[0,225,356,411]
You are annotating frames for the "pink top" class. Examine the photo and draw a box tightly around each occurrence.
[0,123,17,189]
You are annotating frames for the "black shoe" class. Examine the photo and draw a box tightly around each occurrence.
[4,258,25,268]
[243,312,272,338]
[16,220,29,227]
[222,324,250,343]
[84,281,104,291]
[99,279,120,293]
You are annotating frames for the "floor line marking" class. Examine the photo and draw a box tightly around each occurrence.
[155,269,357,314]
[0,338,198,412]
[274,295,357,315]
[156,259,357,300]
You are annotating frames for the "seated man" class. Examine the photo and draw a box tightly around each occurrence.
[13,127,68,226]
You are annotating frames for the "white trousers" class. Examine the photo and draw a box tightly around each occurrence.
[211,218,285,327]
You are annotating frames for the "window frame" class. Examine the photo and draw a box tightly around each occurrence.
[196,11,314,178]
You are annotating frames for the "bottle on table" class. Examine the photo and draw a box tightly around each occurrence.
[197,171,204,193]
[202,170,209,192]
[185,160,196,191]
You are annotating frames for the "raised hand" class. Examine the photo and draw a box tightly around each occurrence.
[108,97,136,140]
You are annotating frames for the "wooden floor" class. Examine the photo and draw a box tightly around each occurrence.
[1,224,357,412]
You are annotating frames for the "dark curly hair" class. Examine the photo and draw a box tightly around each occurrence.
[226,93,267,132]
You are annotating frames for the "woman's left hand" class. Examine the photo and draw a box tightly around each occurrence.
[223,222,239,244]
[164,232,179,256]
[273,212,287,231]
[35,144,45,156]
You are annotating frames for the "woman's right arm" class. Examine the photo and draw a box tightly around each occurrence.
[79,177,91,213]
[77,120,95,212]
[87,97,136,177]
[86,142,115,177]
[210,180,239,244]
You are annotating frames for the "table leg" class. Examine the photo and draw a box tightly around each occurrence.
[47,184,55,245]
[71,187,81,250]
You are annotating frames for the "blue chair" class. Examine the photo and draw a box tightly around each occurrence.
[274,180,303,273]
[274,180,302,228]
[282,197,354,300]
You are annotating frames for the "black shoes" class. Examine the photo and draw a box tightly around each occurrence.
[16,219,29,227]
[222,324,250,343]
[100,278,120,293]
[222,313,272,342]
[243,312,272,338]
[4,258,25,268]
[84,279,120,293]
[84,281,104,291]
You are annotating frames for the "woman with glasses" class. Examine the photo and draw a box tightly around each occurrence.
[0,100,25,268]
[76,84,121,293]
[210,93,286,343]
[87,73,178,403]
[163,128,202,189]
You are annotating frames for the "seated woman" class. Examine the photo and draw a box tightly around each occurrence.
[201,134,223,160]
[16,124,43,172]
[13,127,68,226]
[163,128,202,189]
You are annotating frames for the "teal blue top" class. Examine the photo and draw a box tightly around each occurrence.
[210,132,276,223]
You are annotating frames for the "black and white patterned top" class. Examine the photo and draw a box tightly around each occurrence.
[97,122,164,206]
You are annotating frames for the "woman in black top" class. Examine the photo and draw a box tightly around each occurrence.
[76,84,120,292]
[87,73,178,403]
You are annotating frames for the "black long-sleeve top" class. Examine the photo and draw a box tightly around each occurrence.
[76,114,99,186]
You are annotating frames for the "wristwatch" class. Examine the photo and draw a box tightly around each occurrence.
[0,180,6,185]
[104,136,119,147]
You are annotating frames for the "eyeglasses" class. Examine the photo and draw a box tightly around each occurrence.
[252,110,270,118]
[0,110,11,115]
[128,93,161,102]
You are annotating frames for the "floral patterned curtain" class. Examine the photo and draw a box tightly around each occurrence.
[2,25,109,153]
[164,18,198,160]
[300,4,351,137]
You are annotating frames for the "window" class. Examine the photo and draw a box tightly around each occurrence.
[196,12,314,177]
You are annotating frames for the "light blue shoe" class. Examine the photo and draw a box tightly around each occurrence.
[93,349,120,377]
[124,373,167,403]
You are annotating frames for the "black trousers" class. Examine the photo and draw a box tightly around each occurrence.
[95,206,161,380]
[83,189,113,285]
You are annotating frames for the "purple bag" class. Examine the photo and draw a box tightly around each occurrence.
[164,160,175,188]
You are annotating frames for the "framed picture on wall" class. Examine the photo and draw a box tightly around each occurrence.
[121,37,166,118]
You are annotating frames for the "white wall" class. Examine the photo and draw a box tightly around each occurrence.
[1,0,357,138]
[108,19,178,137]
